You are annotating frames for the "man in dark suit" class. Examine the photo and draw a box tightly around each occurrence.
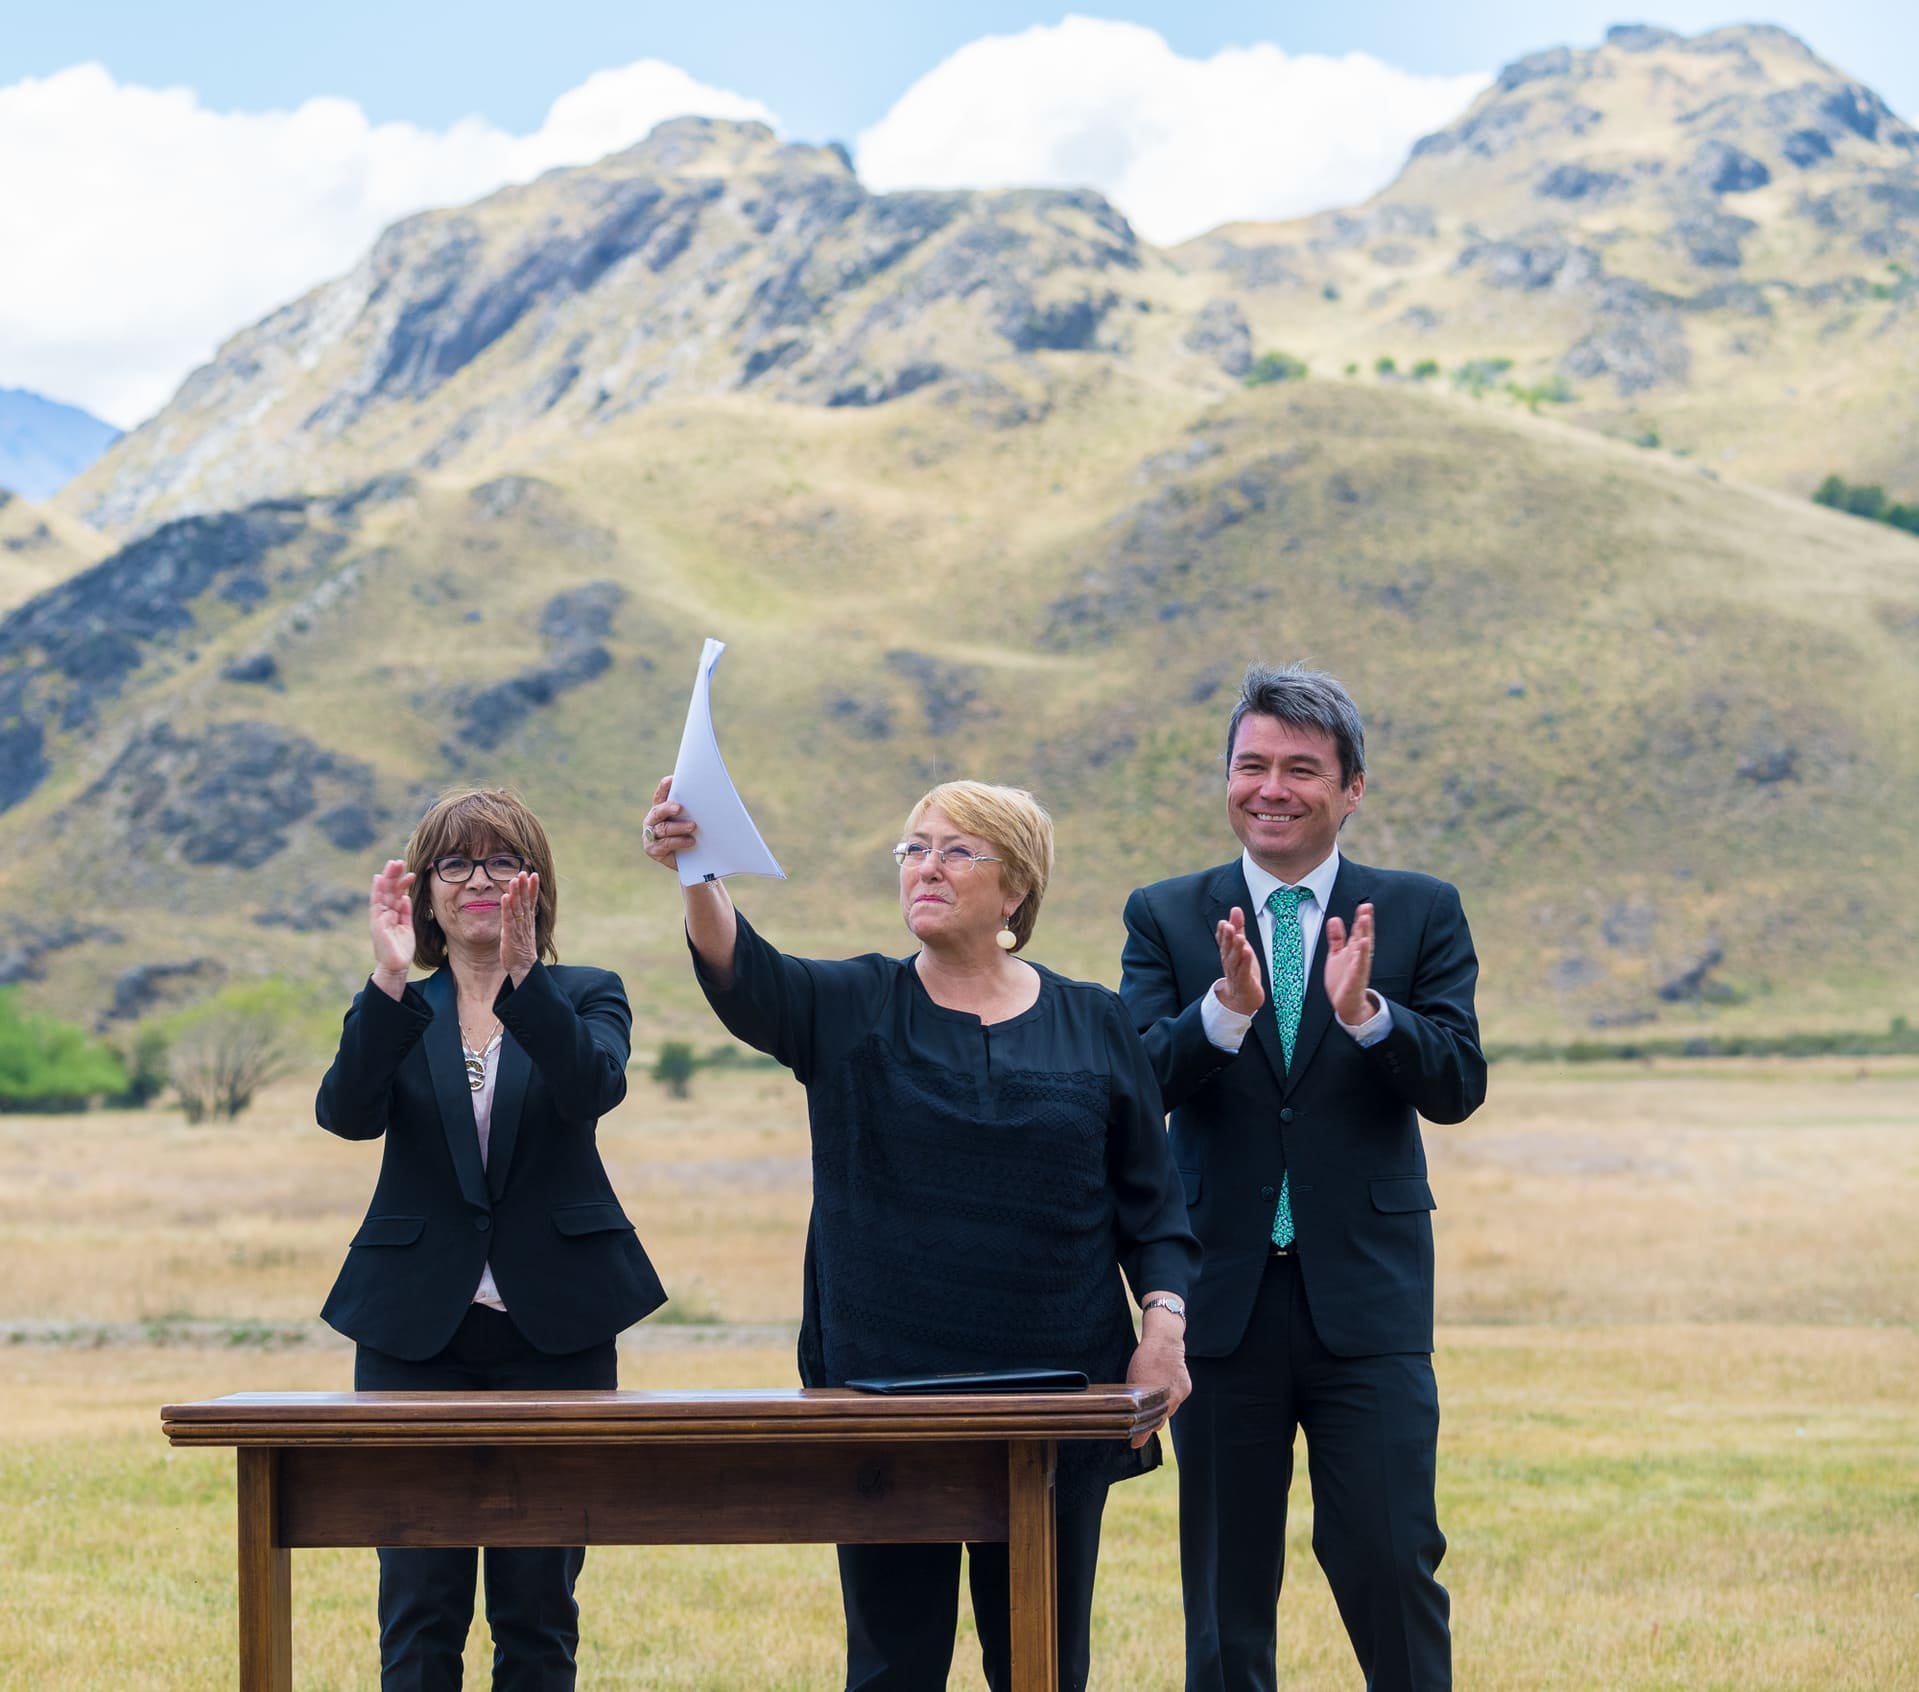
[1121,663,1486,1692]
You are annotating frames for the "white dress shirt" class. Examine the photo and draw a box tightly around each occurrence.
[1199,846,1394,1053]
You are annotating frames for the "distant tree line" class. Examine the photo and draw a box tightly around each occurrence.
[0,979,308,1119]
[1243,350,1576,410]
[1489,1016,1918,1064]
[648,1038,781,1098]
[1813,475,1919,538]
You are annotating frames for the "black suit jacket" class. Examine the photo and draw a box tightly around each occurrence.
[316,959,666,1360]
[1121,855,1485,1361]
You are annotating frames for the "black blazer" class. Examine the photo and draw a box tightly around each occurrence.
[316,960,666,1360]
[1121,855,1486,1361]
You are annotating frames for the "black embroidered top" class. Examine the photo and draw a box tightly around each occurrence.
[696,913,1200,1502]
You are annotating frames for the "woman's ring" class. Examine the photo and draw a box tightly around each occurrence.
[643,824,656,843]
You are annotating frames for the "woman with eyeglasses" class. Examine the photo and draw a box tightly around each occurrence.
[643,775,1196,1692]
[317,786,665,1691]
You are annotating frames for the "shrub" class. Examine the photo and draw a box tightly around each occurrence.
[1374,356,1397,376]
[0,989,127,1111]
[116,1025,171,1107]
[1411,359,1440,380]
[1243,351,1309,386]
[1812,474,1919,540]
[1508,375,1577,412]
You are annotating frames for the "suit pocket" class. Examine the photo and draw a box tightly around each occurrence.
[551,1201,634,1237]
[350,1214,425,1247]
[1369,1176,1436,1214]
[1178,1167,1202,1205]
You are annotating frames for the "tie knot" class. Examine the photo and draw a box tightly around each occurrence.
[1267,885,1312,917]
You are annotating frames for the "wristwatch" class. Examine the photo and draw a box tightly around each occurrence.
[1141,1295,1187,1322]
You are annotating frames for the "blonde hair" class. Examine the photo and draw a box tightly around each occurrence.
[905,781,1054,953]
[405,787,559,967]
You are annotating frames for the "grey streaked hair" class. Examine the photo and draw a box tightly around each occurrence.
[1224,663,1367,785]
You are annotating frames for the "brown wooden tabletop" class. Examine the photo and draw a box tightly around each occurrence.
[160,1386,1168,1692]
[161,1385,1169,1445]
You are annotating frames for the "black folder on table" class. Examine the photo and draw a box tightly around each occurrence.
[844,1368,1090,1395]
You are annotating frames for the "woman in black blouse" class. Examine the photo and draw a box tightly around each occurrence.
[643,776,1196,1692]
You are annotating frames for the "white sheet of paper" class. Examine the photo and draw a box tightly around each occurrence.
[667,638,786,886]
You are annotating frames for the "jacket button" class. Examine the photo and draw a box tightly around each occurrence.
[474,1215,492,1233]
[1260,1185,1275,1201]
[1280,1107,1295,1123]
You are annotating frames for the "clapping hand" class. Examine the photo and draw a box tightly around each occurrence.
[1213,906,1265,1017]
[369,860,416,998]
[500,870,540,984]
[1324,900,1377,1025]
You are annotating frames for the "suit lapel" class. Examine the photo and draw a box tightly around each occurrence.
[1208,862,1288,1089]
[420,969,490,1212]
[486,1027,531,1202]
[1285,857,1363,1095]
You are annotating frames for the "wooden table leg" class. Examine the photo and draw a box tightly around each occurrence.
[236,1448,291,1692]
[1006,1439,1059,1692]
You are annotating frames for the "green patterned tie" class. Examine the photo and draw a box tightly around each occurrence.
[1267,884,1313,1248]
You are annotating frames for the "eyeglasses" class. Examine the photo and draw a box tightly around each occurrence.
[431,852,530,884]
[893,842,1002,873]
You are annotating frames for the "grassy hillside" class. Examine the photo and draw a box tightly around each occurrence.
[4,370,1915,1041]
[0,488,105,614]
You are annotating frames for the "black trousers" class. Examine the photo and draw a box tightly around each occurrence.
[836,1489,1108,1691]
[1172,1254,1449,1692]
[353,1304,618,1692]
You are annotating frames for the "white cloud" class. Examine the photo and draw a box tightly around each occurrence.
[856,16,1486,246]
[0,61,776,428]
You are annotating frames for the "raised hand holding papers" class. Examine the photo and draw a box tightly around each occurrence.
[666,638,786,887]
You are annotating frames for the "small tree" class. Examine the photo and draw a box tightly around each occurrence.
[167,982,302,1123]
[652,1040,697,1099]
[1374,355,1397,376]
[1411,359,1440,380]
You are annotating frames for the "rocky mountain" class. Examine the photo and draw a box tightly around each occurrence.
[1185,23,1919,494]
[0,389,121,502]
[62,119,1221,536]
[8,25,1918,1041]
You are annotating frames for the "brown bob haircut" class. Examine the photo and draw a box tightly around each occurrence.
[905,780,1054,953]
[405,787,559,969]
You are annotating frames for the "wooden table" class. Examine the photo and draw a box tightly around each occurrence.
[161,1386,1167,1691]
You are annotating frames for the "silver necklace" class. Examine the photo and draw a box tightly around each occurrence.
[460,1019,499,1092]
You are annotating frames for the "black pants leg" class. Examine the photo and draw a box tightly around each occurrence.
[1174,1255,1450,1692]
[354,1306,618,1692]
[837,1492,1107,1692]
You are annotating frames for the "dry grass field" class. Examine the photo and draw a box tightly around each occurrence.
[2,1059,1916,1689]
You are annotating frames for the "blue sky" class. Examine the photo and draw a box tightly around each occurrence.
[8,1,1911,144]
[3,4,1913,427]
